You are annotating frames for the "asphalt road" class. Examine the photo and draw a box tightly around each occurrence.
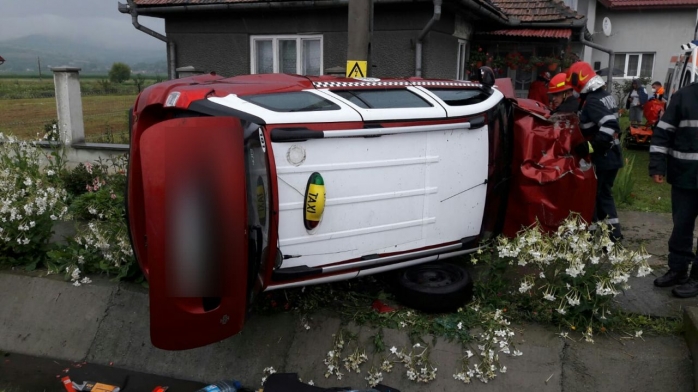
[0,351,206,392]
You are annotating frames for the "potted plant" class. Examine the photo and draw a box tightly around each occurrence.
[529,55,545,68]
[505,52,526,70]
[545,56,560,71]
[470,47,487,69]
[491,55,507,74]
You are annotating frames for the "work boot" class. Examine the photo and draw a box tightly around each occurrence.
[654,269,689,287]
[672,278,698,298]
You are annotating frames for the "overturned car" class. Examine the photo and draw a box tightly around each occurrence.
[127,68,595,350]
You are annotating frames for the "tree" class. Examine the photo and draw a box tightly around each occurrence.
[109,62,131,83]
[132,74,146,93]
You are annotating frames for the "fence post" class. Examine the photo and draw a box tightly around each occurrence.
[51,67,85,145]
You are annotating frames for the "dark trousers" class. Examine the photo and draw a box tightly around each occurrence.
[668,186,698,272]
[593,169,622,239]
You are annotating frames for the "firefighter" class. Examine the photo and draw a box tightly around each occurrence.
[566,61,624,241]
[547,72,578,114]
[649,82,698,297]
[528,71,551,106]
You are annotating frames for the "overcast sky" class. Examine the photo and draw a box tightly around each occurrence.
[0,0,165,50]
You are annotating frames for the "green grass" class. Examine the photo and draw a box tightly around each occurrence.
[0,95,133,142]
[616,113,672,214]
[617,149,672,213]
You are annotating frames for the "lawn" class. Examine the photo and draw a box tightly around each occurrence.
[617,148,672,213]
[616,114,672,214]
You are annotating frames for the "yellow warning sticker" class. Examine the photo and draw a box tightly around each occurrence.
[346,60,368,78]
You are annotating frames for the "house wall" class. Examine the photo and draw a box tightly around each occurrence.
[163,4,464,79]
[590,7,697,85]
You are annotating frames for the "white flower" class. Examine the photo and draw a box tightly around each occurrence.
[512,349,523,356]
[47,170,55,176]
[390,346,398,355]
[23,178,32,186]
[308,380,314,386]
[637,265,653,278]
[80,277,92,284]
[500,366,507,373]
[539,272,546,279]
[557,307,567,315]
[518,281,534,293]
[457,322,463,330]
[466,350,473,358]
[635,330,643,338]
[73,281,81,287]
[543,293,556,301]
[590,256,600,264]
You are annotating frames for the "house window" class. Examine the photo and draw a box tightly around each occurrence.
[250,35,323,75]
[613,53,655,79]
[562,0,577,10]
[456,40,469,80]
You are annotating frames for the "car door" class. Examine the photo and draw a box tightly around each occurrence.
[138,116,271,350]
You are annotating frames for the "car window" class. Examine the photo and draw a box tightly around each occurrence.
[427,89,488,106]
[334,89,433,109]
[241,92,340,112]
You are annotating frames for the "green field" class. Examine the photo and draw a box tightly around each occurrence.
[0,77,159,143]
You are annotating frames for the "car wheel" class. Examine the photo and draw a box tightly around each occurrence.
[393,262,473,313]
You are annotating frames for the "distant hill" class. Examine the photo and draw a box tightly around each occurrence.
[0,35,166,75]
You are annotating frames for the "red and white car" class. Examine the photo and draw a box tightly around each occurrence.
[127,70,595,350]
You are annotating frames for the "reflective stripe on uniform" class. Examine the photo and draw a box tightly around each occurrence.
[599,115,617,125]
[650,145,669,154]
[672,150,698,160]
[679,120,698,128]
[605,218,620,224]
[657,120,676,131]
[580,122,595,129]
[599,126,615,136]
[614,139,621,145]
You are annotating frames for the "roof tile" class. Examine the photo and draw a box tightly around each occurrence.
[488,0,583,22]
[599,0,698,8]
[478,28,572,38]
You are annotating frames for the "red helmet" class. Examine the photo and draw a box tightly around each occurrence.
[548,73,572,94]
[566,61,598,93]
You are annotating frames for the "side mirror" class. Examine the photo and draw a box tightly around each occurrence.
[477,66,496,92]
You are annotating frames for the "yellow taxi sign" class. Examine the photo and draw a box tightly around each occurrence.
[346,60,368,78]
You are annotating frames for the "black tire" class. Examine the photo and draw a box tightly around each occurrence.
[393,262,473,313]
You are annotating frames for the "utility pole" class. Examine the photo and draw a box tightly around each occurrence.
[38,57,42,81]
[346,0,373,78]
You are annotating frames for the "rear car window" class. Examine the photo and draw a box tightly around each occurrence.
[334,89,433,109]
[427,89,489,106]
[241,92,340,112]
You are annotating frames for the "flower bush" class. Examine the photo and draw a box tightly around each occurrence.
[47,154,137,285]
[0,133,68,268]
[494,214,653,338]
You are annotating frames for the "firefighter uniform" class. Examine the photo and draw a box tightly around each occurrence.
[649,82,698,295]
[578,88,624,240]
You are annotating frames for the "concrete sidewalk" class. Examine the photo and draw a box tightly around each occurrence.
[0,210,693,391]
[0,270,692,392]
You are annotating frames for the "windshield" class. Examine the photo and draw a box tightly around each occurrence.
[243,123,271,298]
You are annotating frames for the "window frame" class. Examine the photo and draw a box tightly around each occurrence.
[456,39,469,80]
[250,34,324,75]
[615,52,656,79]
